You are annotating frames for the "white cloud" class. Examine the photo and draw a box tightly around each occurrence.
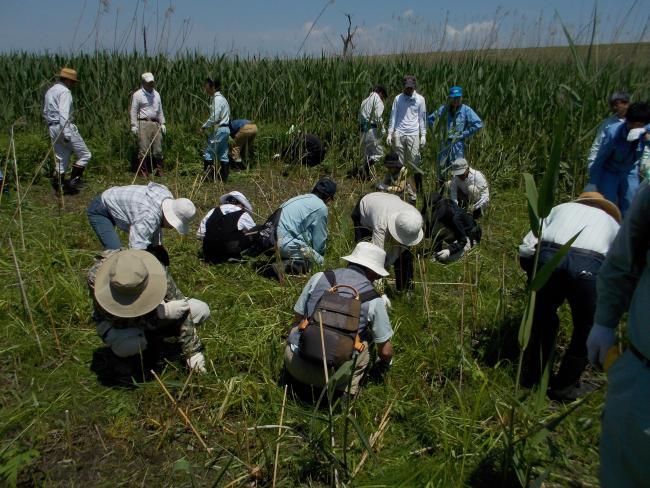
[403,9,414,18]
[445,20,498,48]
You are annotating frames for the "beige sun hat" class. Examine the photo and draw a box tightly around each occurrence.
[575,191,622,224]
[93,249,167,318]
[451,158,469,176]
[161,198,196,235]
[59,68,78,82]
[342,242,389,277]
[141,72,154,83]
[388,211,424,246]
[220,191,253,213]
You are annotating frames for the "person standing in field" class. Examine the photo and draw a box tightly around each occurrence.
[130,72,166,176]
[201,78,231,182]
[43,67,92,195]
[448,158,490,219]
[229,118,258,170]
[586,181,650,487]
[387,75,427,192]
[587,102,650,215]
[586,91,630,170]
[86,182,196,265]
[427,86,482,181]
[355,85,387,180]
[518,192,621,401]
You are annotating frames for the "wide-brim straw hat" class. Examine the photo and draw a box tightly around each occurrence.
[388,210,424,247]
[220,191,253,213]
[94,249,167,318]
[575,192,622,224]
[59,68,78,82]
[162,198,196,235]
[342,242,389,277]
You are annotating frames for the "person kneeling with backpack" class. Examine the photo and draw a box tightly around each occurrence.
[283,242,394,396]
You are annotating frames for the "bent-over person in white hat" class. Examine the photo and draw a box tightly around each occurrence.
[86,182,196,265]
[43,67,92,195]
[197,191,256,263]
[351,192,424,291]
[87,249,210,378]
[284,242,394,397]
[518,191,621,401]
[448,158,489,219]
[130,72,166,176]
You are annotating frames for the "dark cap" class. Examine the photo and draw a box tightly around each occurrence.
[404,75,416,88]
[609,91,630,105]
[383,152,402,168]
[313,177,337,199]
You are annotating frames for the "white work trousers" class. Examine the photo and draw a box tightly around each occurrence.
[392,133,420,169]
[361,128,384,162]
[49,123,92,174]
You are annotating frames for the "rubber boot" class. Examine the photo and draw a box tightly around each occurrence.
[203,159,216,181]
[63,165,84,195]
[414,173,423,194]
[219,162,230,183]
[548,354,593,402]
[153,157,164,177]
[358,158,375,181]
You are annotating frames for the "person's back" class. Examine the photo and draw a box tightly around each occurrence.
[277,193,327,257]
[358,192,417,248]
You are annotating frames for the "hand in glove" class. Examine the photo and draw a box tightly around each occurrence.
[433,249,451,262]
[376,183,388,191]
[587,324,616,370]
[419,135,426,148]
[386,132,394,147]
[156,299,190,320]
[583,183,598,193]
[131,126,138,136]
[160,124,167,135]
[186,352,207,374]
[368,357,392,382]
[380,294,391,310]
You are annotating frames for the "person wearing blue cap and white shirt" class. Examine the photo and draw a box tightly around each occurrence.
[387,76,427,191]
[427,86,482,180]
[448,158,490,219]
[277,178,337,273]
[586,102,650,216]
[586,181,650,488]
[586,91,630,170]
[201,77,231,182]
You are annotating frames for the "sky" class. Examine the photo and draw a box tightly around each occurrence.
[0,0,648,57]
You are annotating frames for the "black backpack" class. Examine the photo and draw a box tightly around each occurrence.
[298,271,379,368]
[243,207,282,257]
[203,208,251,263]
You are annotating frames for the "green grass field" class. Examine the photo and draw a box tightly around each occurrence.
[1,44,645,486]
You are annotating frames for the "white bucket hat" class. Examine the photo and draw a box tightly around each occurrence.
[219,191,253,213]
[161,198,196,235]
[94,249,167,318]
[388,211,424,246]
[342,242,389,277]
[451,158,469,176]
[141,72,154,83]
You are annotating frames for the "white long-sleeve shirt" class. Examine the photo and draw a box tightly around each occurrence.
[130,87,165,128]
[359,92,384,131]
[196,204,256,240]
[43,82,74,136]
[450,168,490,210]
[202,92,230,129]
[518,202,619,258]
[388,91,426,137]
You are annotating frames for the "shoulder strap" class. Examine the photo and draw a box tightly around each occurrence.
[323,270,336,288]
[359,289,380,303]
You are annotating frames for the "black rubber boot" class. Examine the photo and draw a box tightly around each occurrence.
[63,165,85,195]
[358,158,374,181]
[153,158,164,177]
[219,162,230,183]
[203,159,216,181]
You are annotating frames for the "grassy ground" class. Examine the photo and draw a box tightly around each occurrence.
[0,154,605,487]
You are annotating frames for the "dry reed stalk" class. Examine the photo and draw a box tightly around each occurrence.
[40,285,63,357]
[130,124,162,185]
[151,370,212,453]
[352,399,395,477]
[8,237,43,357]
[272,385,288,488]
[9,126,25,250]
[318,310,339,487]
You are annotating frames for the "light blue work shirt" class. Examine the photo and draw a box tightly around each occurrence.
[277,193,329,265]
[202,92,230,130]
[428,104,482,166]
[590,121,644,179]
[587,115,624,168]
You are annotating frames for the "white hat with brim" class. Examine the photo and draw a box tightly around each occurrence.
[142,72,155,83]
[162,198,196,235]
[342,242,389,277]
[94,249,167,318]
[220,191,253,213]
[388,211,424,247]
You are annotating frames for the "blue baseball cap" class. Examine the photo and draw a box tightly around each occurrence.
[449,86,463,98]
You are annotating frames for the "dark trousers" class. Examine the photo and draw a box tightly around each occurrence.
[522,246,603,389]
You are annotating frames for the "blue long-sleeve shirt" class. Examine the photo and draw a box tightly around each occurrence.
[589,121,644,183]
[427,104,482,141]
[277,193,329,264]
[202,92,230,130]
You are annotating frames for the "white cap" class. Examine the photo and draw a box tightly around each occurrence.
[451,158,469,176]
[342,242,389,277]
[161,198,196,235]
[388,211,424,246]
[141,72,155,83]
[219,191,253,213]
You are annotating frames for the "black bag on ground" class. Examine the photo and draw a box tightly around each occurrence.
[243,207,282,257]
[299,271,379,369]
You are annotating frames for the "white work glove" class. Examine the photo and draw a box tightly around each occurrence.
[583,183,598,193]
[131,126,138,136]
[376,183,388,191]
[627,127,646,142]
[386,131,394,147]
[160,124,167,135]
[156,299,191,320]
[419,135,426,148]
[380,294,391,310]
[433,249,451,262]
[587,324,616,370]
[186,352,207,374]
